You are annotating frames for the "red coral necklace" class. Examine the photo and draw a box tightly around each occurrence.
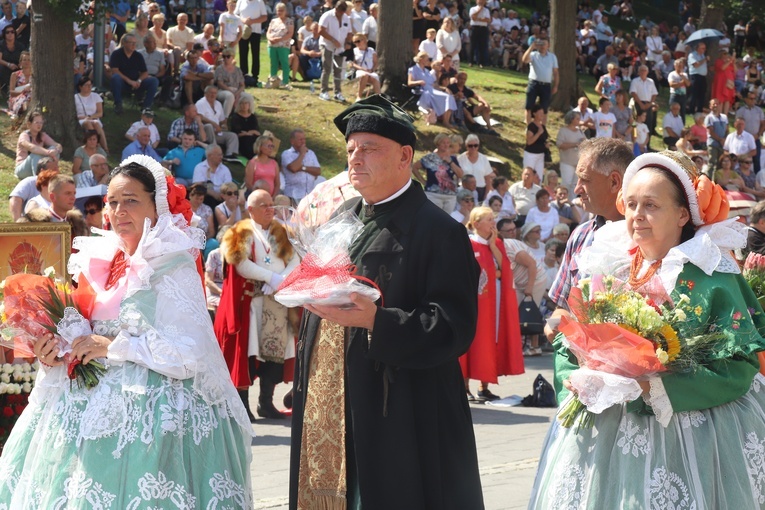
[105,251,128,290]
[629,248,662,289]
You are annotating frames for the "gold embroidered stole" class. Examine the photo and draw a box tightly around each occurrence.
[249,240,290,362]
[297,319,347,510]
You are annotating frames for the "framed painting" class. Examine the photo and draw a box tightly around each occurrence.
[0,223,71,281]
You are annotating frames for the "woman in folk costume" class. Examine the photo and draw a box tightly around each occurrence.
[0,155,253,508]
[215,189,299,420]
[529,151,765,509]
[461,206,524,401]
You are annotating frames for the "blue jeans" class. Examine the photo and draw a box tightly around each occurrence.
[110,74,159,108]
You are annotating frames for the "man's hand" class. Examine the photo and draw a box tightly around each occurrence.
[305,293,378,330]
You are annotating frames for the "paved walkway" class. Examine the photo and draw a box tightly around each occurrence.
[248,354,557,510]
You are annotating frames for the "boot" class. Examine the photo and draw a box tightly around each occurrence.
[238,389,257,423]
[257,378,285,419]
[283,388,293,410]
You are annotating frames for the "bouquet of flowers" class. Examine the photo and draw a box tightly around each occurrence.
[274,210,381,307]
[558,275,725,430]
[0,270,105,389]
[742,252,765,375]
[0,362,38,452]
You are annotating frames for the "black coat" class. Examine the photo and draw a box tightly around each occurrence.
[289,183,485,510]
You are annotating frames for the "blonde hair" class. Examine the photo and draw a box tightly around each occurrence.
[414,50,430,62]
[467,206,493,230]
[253,130,276,156]
[543,170,559,187]
[220,181,238,194]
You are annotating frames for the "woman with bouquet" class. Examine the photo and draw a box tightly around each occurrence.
[460,207,523,401]
[529,151,765,509]
[0,155,253,508]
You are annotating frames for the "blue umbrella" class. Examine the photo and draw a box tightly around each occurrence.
[686,28,724,45]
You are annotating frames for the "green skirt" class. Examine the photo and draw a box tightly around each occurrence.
[0,363,253,509]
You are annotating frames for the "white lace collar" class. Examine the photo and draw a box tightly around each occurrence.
[576,218,746,296]
[469,233,490,245]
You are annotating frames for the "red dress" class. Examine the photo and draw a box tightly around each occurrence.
[460,237,524,383]
[712,58,736,104]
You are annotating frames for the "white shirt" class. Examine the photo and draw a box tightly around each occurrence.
[318,9,352,54]
[10,176,38,205]
[629,77,658,101]
[662,113,684,138]
[126,120,161,146]
[349,8,368,34]
[281,146,321,201]
[593,111,616,138]
[724,130,757,157]
[167,25,196,49]
[195,97,226,124]
[218,12,243,43]
[525,206,559,240]
[457,152,494,188]
[436,28,460,61]
[484,189,516,217]
[192,161,233,191]
[419,39,437,61]
[74,92,103,119]
[646,35,663,61]
[502,17,520,32]
[235,0,268,34]
[361,15,377,43]
[508,182,541,216]
[469,6,489,27]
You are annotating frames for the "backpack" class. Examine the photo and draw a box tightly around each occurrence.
[521,374,557,408]
[305,58,322,80]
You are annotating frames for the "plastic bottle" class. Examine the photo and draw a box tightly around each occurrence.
[310,80,315,94]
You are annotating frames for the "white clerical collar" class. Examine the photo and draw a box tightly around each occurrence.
[363,180,412,206]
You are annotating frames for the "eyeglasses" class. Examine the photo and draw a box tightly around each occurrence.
[85,208,100,216]
[222,191,237,196]
[499,228,516,234]
[741,161,753,164]
[462,198,475,202]
[467,144,479,148]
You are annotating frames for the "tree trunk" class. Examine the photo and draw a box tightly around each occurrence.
[30,2,79,155]
[699,1,726,107]
[548,0,579,111]
[377,0,413,103]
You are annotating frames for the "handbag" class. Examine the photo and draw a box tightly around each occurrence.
[518,296,544,335]
[521,374,557,407]
[305,58,322,80]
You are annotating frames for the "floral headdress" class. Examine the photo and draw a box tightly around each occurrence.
[618,150,729,226]
[119,154,192,224]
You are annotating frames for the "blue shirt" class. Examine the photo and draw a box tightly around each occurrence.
[122,140,161,162]
[688,50,707,76]
[110,1,131,25]
[180,60,211,80]
[163,146,206,181]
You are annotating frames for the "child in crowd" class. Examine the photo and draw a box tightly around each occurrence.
[593,97,615,139]
[633,109,649,155]
[218,0,243,48]
[419,28,438,62]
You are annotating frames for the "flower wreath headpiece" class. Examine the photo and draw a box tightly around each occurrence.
[617,150,729,226]
[119,154,192,224]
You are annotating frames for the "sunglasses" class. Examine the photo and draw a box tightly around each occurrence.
[467,144,479,148]
[223,54,233,58]
[85,208,100,216]
[223,191,237,196]
[742,161,753,164]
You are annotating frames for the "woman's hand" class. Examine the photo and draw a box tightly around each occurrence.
[563,379,577,396]
[71,334,112,365]
[33,333,64,367]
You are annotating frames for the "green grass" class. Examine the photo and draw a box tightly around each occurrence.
[1,33,682,224]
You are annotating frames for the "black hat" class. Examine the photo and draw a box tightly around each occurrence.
[333,94,416,150]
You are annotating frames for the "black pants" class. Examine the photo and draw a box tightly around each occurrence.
[470,25,489,66]
[239,32,262,79]
[689,74,707,115]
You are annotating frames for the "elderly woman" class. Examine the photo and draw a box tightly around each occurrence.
[461,207,523,401]
[451,188,475,225]
[556,110,586,193]
[229,96,261,160]
[72,130,108,178]
[525,188,560,242]
[266,2,295,90]
[351,33,380,101]
[411,132,463,212]
[0,156,253,507]
[436,17,461,69]
[244,132,280,197]
[215,48,256,117]
[524,104,549,183]
[214,181,246,230]
[457,134,495,201]
[14,110,62,180]
[529,151,765,509]
[520,221,545,262]
[408,50,457,127]
[8,50,31,118]
[595,63,621,104]
[75,76,109,153]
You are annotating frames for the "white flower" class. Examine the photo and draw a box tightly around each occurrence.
[2,364,13,374]
[678,294,691,305]
[577,278,591,290]
[0,383,7,394]
[656,348,669,364]
[0,374,11,384]
[32,360,39,370]
[7,383,20,394]
[21,363,30,372]
[43,266,57,279]
[29,372,36,381]
[674,309,687,321]
[21,382,31,393]
[0,279,5,290]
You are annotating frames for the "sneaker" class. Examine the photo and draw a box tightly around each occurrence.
[334,92,346,102]
[318,92,331,101]
[530,347,543,356]
[477,389,501,401]
[114,104,123,115]
[280,83,293,91]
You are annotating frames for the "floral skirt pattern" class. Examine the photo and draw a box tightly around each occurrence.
[0,364,252,509]
[528,374,765,510]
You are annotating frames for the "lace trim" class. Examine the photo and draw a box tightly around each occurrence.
[643,376,673,427]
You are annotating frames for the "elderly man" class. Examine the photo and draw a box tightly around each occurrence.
[163,128,207,186]
[192,145,233,202]
[509,167,542,225]
[139,33,172,105]
[724,117,757,161]
[592,44,618,77]
[687,42,709,115]
[662,101,684,149]
[167,103,210,148]
[629,64,658,142]
[736,89,765,172]
[167,12,196,66]
[317,0,353,102]
[195,85,240,160]
[705,98,729,177]
[108,33,159,114]
[522,37,558,123]
[288,94,484,510]
[544,138,633,399]
[125,108,161,150]
[281,129,322,203]
[122,126,161,162]
[362,3,378,48]
[573,96,596,137]
[76,154,111,188]
[46,175,77,222]
[180,49,214,106]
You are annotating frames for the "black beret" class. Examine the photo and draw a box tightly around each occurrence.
[333,94,417,149]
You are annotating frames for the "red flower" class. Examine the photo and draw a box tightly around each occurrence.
[165,176,193,224]
[14,405,24,415]
[2,407,14,418]
[67,358,81,380]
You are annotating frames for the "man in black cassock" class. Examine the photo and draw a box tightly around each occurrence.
[288,95,485,510]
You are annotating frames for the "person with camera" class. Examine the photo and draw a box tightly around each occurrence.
[522,37,558,124]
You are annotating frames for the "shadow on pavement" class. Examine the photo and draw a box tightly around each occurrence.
[252,434,292,447]
[468,405,553,426]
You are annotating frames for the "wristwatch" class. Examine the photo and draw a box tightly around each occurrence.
[301,165,306,172]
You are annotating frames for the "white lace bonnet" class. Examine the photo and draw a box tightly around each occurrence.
[119,154,170,217]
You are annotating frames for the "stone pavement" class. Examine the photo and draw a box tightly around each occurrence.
[247,354,557,510]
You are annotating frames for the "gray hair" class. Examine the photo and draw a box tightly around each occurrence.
[563,110,580,125]
[206,144,222,156]
[89,153,107,166]
[552,224,570,236]
[465,133,480,146]
[578,138,633,177]
[204,85,218,94]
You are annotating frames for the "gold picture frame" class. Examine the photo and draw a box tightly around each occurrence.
[0,223,71,281]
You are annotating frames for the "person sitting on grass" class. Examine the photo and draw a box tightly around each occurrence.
[447,71,498,135]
